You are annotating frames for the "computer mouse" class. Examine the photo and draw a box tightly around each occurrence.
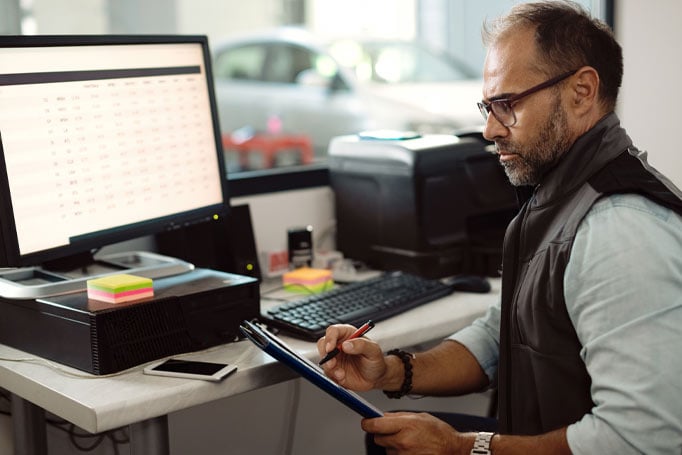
[441,275,492,293]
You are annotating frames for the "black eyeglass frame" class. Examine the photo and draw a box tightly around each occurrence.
[477,69,579,127]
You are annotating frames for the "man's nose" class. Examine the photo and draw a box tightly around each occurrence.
[482,112,508,142]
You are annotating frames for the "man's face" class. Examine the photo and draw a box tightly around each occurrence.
[481,28,573,186]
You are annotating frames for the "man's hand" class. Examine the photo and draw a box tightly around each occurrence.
[362,412,470,455]
[316,324,389,391]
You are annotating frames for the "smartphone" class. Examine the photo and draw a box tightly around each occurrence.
[143,358,237,382]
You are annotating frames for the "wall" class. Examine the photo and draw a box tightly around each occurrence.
[616,0,682,188]
[307,0,416,40]
[177,0,284,45]
[232,187,337,269]
[0,0,19,33]
[31,0,107,33]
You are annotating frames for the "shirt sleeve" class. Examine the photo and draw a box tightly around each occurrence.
[446,298,501,383]
[564,194,682,455]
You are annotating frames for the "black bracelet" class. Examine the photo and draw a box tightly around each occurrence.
[383,349,414,399]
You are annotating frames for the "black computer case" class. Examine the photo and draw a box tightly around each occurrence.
[0,269,259,375]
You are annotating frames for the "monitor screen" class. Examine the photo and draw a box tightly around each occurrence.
[0,35,228,268]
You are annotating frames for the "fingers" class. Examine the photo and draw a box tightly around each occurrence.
[316,323,387,390]
[362,412,463,454]
[339,336,378,357]
[316,323,359,358]
[362,412,456,454]
[361,412,411,434]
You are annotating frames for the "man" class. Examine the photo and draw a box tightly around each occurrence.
[318,1,682,454]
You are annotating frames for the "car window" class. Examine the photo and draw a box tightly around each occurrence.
[214,44,266,81]
[263,43,316,84]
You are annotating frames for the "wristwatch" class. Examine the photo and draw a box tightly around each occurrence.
[470,431,495,455]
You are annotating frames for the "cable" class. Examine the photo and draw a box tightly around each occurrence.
[68,426,105,452]
[261,282,319,296]
[0,391,130,453]
[0,337,260,452]
[0,355,140,379]
[313,221,336,252]
[48,420,129,453]
[0,388,10,417]
[0,342,240,380]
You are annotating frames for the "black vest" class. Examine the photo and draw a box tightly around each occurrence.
[497,113,682,434]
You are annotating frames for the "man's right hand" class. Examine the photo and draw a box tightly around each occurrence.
[316,324,391,392]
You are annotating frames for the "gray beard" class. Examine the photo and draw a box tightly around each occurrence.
[498,98,571,186]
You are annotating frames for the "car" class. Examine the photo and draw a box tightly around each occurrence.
[211,27,484,170]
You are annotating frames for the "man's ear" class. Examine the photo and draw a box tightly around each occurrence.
[570,66,600,114]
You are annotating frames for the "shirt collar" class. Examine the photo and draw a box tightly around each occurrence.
[531,112,633,207]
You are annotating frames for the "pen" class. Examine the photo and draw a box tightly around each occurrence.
[319,320,375,365]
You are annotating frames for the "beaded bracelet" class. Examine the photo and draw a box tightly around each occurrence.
[383,349,415,399]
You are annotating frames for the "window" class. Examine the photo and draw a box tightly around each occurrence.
[0,0,613,196]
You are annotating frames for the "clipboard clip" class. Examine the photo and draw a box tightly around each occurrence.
[240,319,268,348]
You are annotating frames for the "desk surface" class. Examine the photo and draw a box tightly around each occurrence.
[0,278,499,434]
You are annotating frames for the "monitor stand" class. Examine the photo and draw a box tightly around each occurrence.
[0,251,194,299]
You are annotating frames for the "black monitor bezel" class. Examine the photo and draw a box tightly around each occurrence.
[0,34,230,268]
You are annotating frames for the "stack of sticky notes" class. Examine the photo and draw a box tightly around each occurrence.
[282,267,333,294]
[87,274,154,304]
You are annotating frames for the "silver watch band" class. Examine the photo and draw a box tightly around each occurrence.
[470,431,495,455]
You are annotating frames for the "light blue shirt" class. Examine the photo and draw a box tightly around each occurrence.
[449,193,682,454]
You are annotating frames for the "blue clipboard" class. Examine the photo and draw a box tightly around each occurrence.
[240,320,383,418]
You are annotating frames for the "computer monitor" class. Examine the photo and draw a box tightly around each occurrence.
[0,35,228,269]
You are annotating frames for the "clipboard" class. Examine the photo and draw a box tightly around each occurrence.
[240,320,383,418]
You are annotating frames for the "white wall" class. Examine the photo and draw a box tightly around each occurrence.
[307,0,416,40]
[616,0,682,188]
[31,0,107,33]
[233,187,337,268]
[177,0,284,45]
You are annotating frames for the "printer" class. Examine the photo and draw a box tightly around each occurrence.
[328,131,519,278]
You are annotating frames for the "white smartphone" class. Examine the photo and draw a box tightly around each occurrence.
[143,358,237,382]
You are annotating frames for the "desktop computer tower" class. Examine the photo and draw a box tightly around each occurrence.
[0,269,259,375]
[328,133,518,278]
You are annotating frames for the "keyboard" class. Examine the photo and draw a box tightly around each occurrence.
[262,271,454,340]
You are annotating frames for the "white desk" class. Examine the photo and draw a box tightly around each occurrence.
[0,278,499,455]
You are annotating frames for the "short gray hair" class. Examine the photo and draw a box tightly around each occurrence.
[482,0,622,111]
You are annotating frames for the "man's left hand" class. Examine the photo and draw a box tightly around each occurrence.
[362,411,470,455]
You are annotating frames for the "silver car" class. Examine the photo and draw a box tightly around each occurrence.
[212,27,483,169]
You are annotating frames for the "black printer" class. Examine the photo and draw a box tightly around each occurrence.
[328,131,518,278]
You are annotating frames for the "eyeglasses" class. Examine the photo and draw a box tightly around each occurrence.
[477,69,578,127]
